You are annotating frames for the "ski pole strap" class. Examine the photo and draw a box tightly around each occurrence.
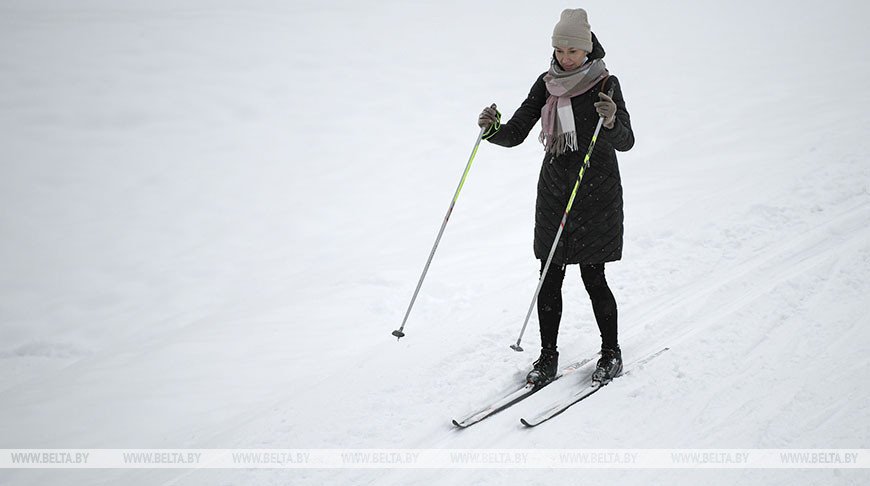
[482,109,502,141]
[599,73,611,95]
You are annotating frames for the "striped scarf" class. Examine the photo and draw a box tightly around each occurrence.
[539,58,608,156]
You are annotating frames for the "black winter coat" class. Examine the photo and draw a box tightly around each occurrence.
[485,35,634,265]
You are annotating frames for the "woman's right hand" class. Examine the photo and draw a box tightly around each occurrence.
[477,104,500,128]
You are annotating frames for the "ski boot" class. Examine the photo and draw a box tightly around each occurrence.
[526,347,559,385]
[592,346,623,384]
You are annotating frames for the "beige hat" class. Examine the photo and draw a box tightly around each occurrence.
[552,8,593,51]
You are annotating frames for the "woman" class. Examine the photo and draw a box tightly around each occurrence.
[478,8,634,385]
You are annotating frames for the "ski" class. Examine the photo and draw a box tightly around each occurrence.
[452,356,596,428]
[520,347,670,427]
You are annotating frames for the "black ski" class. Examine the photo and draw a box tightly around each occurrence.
[452,356,596,428]
[520,347,669,427]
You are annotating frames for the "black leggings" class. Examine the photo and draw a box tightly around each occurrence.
[537,261,618,350]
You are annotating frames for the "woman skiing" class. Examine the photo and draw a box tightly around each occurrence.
[478,8,634,385]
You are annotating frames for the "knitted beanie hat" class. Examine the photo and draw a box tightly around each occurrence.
[551,8,593,52]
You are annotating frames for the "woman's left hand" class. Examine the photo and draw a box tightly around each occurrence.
[595,92,617,129]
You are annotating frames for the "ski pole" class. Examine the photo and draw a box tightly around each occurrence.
[510,90,612,352]
[393,106,495,340]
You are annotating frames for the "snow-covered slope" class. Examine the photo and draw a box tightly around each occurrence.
[1,1,868,485]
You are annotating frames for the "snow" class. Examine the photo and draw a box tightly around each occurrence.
[1,0,869,484]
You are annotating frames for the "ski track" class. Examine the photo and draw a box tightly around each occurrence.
[2,1,870,486]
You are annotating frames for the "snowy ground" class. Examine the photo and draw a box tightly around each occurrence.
[1,0,869,485]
